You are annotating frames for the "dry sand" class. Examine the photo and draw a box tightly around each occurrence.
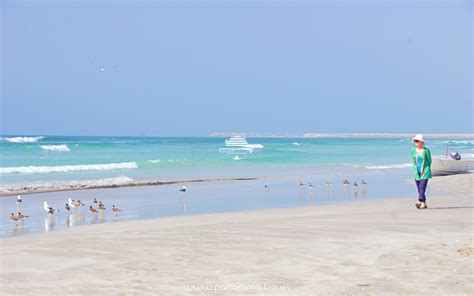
[1,174,472,296]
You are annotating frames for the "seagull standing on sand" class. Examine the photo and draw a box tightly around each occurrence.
[308,183,315,190]
[10,213,21,225]
[342,179,350,185]
[93,198,98,206]
[353,181,359,187]
[299,182,305,188]
[361,180,367,186]
[111,205,121,215]
[325,181,333,187]
[179,186,186,193]
[43,202,59,214]
[89,206,98,214]
[65,203,71,211]
[68,198,77,211]
[98,201,106,211]
[18,212,29,221]
[264,184,269,190]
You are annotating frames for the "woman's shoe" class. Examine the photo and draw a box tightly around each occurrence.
[415,201,422,208]
[418,202,428,209]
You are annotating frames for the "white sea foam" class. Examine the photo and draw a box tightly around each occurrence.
[244,144,264,149]
[0,162,138,174]
[0,176,135,193]
[363,163,412,170]
[40,144,70,152]
[442,140,473,145]
[2,136,45,143]
[292,142,300,146]
[148,159,161,163]
[68,176,135,186]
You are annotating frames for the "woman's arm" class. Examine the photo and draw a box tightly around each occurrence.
[425,148,432,166]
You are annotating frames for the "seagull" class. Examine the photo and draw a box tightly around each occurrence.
[353,181,359,187]
[17,212,29,221]
[98,201,106,211]
[68,198,77,210]
[43,201,59,214]
[93,198,98,206]
[308,183,315,190]
[299,182,305,188]
[325,181,333,187]
[10,213,21,224]
[89,206,98,214]
[342,179,350,185]
[111,205,121,214]
[264,184,269,190]
[65,203,71,211]
[179,186,186,193]
[16,195,22,205]
[361,180,367,186]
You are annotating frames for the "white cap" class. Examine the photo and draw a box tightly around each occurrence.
[412,134,424,143]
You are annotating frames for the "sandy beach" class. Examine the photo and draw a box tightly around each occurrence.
[1,173,472,296]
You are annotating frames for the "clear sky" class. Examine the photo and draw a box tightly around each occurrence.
[1,0,472,136]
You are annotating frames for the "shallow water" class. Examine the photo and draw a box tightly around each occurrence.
[1,136,472,193]
[0,169,421,237]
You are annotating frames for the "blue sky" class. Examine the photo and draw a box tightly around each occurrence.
[1,0,472,136]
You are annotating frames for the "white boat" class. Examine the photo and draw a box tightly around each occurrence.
[225,136,249,147]
[225,136,264,149]
[431,157,474,175]
[219,136,264,153]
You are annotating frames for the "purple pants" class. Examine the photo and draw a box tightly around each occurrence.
[415,179,428,202]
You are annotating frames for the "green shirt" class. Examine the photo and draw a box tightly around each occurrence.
[411,147,432,180]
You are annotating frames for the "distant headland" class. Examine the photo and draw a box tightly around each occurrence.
[210,132,474,139]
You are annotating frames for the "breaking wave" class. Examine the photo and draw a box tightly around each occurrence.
[2,136,45,143]
[40,144,70,152]
[442,140,473,145]
[363,163,412,170]
[0,162,138,175]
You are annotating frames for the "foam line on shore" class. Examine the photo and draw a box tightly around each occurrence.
[0,177,258,196]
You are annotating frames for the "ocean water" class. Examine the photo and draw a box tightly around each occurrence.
[1,135,473,192]
[1,135,472,237]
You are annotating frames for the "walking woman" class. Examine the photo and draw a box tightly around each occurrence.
[411,134,432,209]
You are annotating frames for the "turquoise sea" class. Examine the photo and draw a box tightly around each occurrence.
[0,135,472,237]
[0,135,473,192]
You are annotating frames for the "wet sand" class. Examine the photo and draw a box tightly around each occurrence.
[1,174,472,295]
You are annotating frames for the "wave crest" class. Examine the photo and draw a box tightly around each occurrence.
[0,162,138,175]
[2,136,45,143]
[40,144,70,152]
[363,163,412,170]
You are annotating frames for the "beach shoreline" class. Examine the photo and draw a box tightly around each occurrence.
[1,174,472,295]
[0,177,258,197]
